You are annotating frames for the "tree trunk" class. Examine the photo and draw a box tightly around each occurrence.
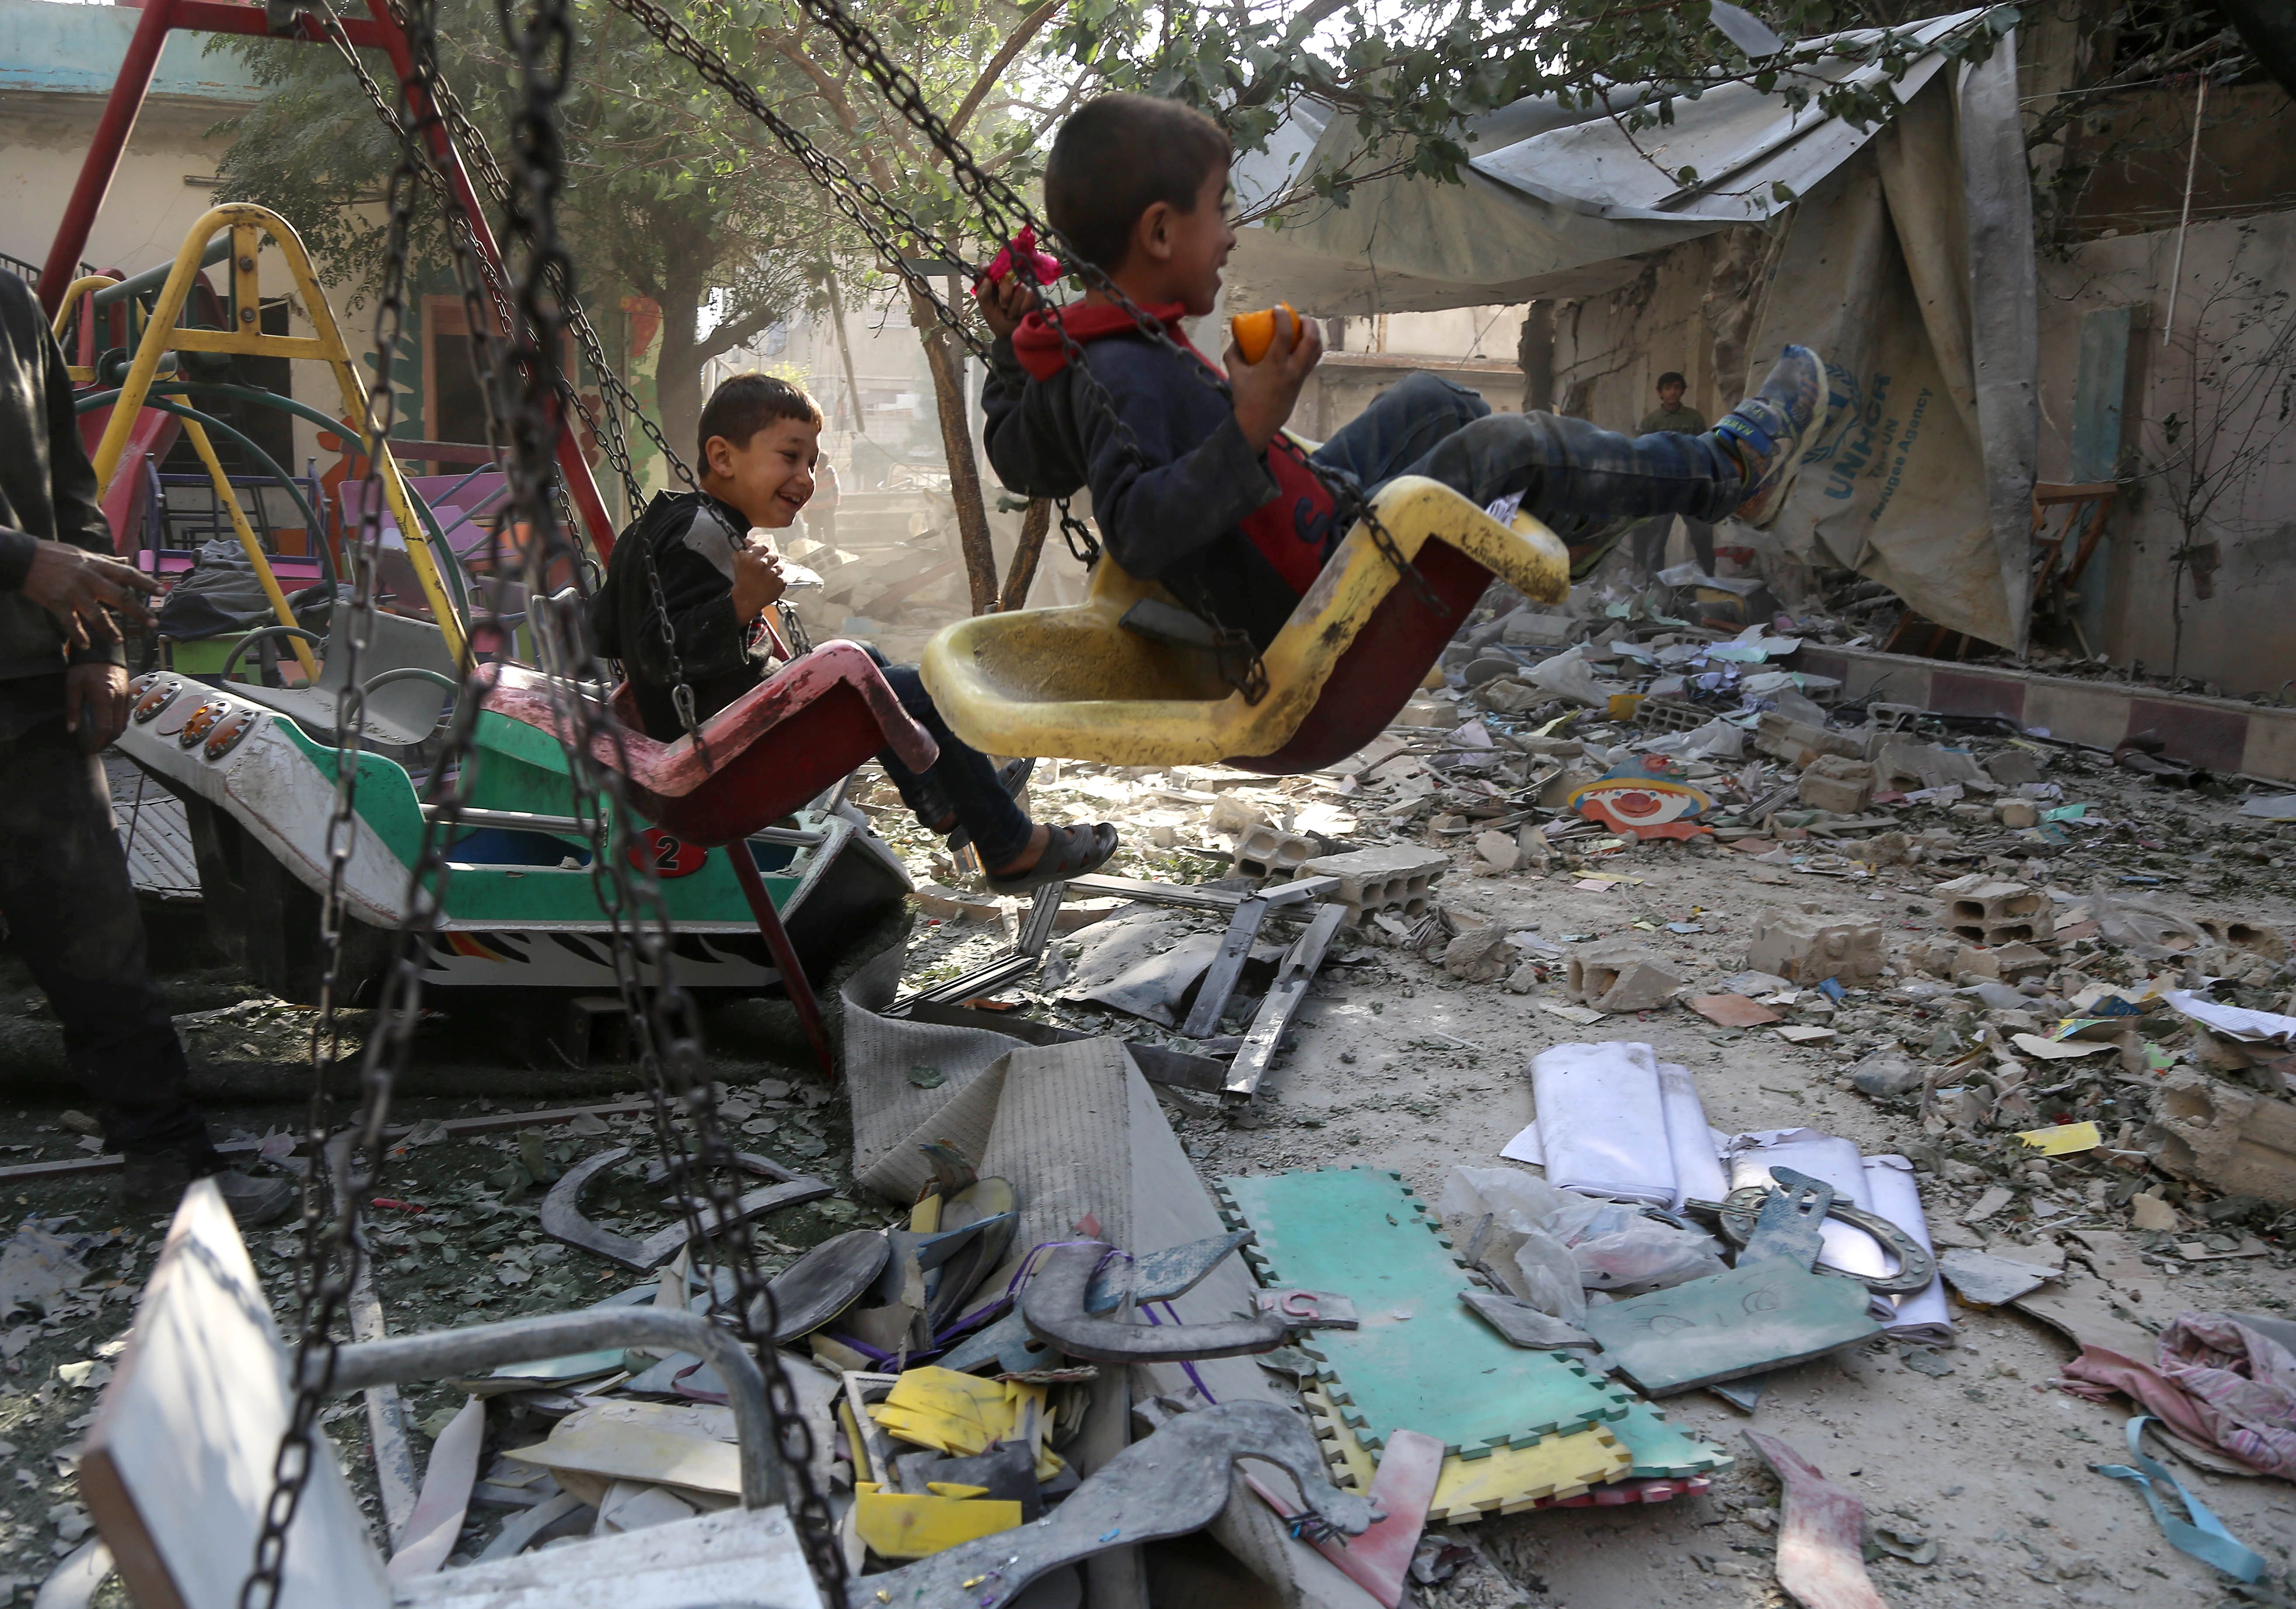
[999,497,1050,611]
[912,289,997,614]
[654,255,710,476]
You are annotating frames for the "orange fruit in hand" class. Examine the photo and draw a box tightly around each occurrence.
[1230,301,1300,364]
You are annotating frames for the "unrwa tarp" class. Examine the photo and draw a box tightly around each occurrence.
[1230,8,2037,650]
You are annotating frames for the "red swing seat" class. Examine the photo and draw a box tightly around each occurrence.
[480,641,939,847]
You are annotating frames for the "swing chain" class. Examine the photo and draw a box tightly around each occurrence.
[243,1,448,1597]
[483,0,848,1588]
[794,0,1452,625]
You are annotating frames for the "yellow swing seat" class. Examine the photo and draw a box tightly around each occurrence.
[919,476,1570,773]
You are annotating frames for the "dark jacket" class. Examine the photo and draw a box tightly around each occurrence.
[980,309,1327,650]
[586,490,765,741]
[0,274,123,686]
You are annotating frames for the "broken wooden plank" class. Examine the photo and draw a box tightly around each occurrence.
[1180,897,1271,1039]
[78,1181,391,1609]
[1224,905,1345,1099]
[1747,1433,1888,1609]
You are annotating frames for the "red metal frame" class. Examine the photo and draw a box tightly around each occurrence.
[39,0,619,558]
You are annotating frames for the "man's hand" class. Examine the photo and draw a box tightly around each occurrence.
[1227,311,1323,452]
[21,541,158,651]
[980,275,1042,341]
[732,545,787,622]
[64,663,131,753]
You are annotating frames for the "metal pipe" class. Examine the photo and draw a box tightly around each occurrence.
[312,1307,780,1507]
[36,0,178,315]
[420,802,826,847]
[91,235,232,312]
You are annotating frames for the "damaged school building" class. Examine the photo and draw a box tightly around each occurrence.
[2,0,2296,1608]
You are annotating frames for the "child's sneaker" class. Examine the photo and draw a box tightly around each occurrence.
[1712,345,1824,526]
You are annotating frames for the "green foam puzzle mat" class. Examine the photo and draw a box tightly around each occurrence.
[1217,1168,1635,1456]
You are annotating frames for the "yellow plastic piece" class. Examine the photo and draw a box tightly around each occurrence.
[1304,1381,1629,1524]
[919,476,1570,767]
[868,1367,1063,1480]
[69,205,464,662]
[853,1489,1023,1560]
[909,1191,944,1233]
[923,1481,990,1499]
[2016,1120,2102,1156]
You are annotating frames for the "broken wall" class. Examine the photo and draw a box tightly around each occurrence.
[2035,208,2296,696]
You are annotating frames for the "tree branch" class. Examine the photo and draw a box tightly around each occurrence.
[948,0,1066,138]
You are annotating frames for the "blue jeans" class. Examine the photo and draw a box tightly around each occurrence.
[861,646,1033,866]
[1309,373,1748,570]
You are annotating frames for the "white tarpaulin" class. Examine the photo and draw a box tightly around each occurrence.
[1228,7,2037,649]
[1737,41,2038,649]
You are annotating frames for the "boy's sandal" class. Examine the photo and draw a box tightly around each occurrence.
[947,758,1039,853]
[982,822,1119,896]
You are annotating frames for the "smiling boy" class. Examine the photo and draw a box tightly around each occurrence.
[980,93,1824,650]
[587,374,1117,891]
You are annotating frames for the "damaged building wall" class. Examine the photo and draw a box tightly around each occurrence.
[1539,232,1753,436]
[2036,209,2296,695]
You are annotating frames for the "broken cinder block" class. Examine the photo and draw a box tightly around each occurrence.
[1290,845,1449,925]
[2143,1069,2296,1208]
[1566,942,1685,1012]
[2199,917,2288,961]
[1875,737,1989,794]
[1953,940,2053,983]
[1233,821,1319,880]
[1755,711,1863,768]
[1933,874,2054,945]
[1744,907,1884,986]
[1797,755,1876,815]
[1442,924,1517,984]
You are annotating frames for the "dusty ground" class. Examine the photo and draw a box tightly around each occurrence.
[1,735,2293,1606]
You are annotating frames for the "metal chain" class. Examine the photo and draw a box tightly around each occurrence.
[790,0,1451,644]
[242,9,434,1599]
[481,0,847,1588]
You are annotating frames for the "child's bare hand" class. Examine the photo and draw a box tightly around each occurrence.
[1227,311,1322,452]
[732,546,786,621]
[980,276,1041,340]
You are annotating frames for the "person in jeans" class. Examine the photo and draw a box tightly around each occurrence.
[0,274,292,1225]
[979,93,1822,643]
[1628,370,1718,581]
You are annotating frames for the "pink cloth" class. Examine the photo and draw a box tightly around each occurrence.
[2158,1312,2296,1479]
[2057,1312,2296,1480]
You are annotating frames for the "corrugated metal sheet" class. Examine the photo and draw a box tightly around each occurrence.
[105,756,201,902]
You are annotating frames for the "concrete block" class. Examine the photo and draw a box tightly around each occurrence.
[1985,748,2044,787]
[1442,924,1516,984]
[1539,765,1599,808]
[1797,756,1875,815]
[1875,738,1989,793]
[1207,794,1268,839]
[2199,917,2287,960]
[1744,908,1884,986]
[1234,822,1319,880]
[1934,874,2052,943]
[1473,829,1520,873]
[1953,940,2053,983]
[1995,800,2040,829]
[1567,942,1687,1011]
[1502,960,1543,994]
[1755,712,1862,768]
[2143,1070,2296,1208]
[1292,845,1449,924]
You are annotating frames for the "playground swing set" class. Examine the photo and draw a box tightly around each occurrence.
[38,0,1575,1602]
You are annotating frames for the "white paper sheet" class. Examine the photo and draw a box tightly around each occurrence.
[1864,1153,1954,1345]
[1526,1042,1674,1205]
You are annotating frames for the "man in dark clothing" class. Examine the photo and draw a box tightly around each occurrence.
[1628,371,1718,581]
[0,274,291,1224]
[979,95,1821,650]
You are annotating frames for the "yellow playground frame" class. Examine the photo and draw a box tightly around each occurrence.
[54,204,467,673]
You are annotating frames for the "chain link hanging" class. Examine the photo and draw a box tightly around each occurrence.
[244,0,848,1598]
